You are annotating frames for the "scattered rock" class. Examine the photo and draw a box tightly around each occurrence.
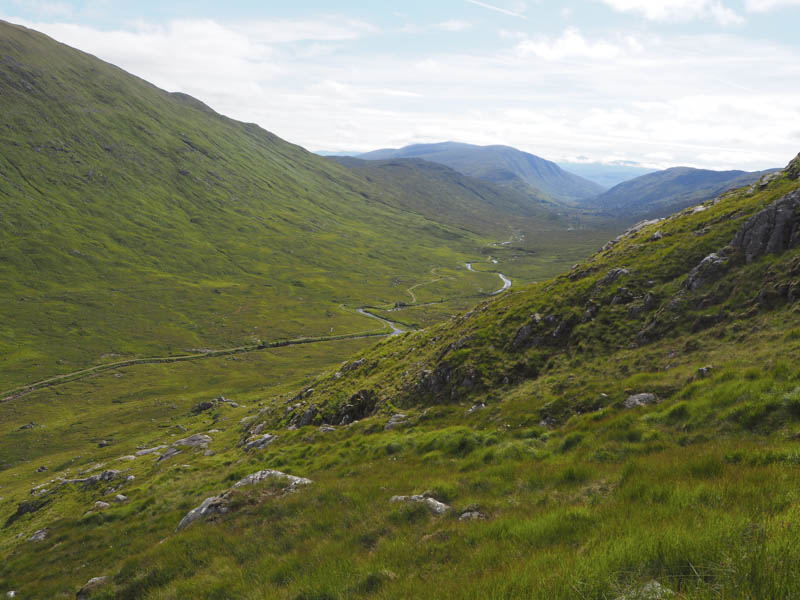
[114,494,128,503]
[7,591,17,598]
[135,445,167,456]
[125,475,135,483]
[389,494,450,515]
[117,455,136,462]
[624,393,659,409]
[341,359,366,373]
[459,510,487,521]
[596,268,630,289]
[243,434,276,451]
[93,501,110,510]
[697,365,713,378]
[28,529,48,542]
[650,231,663,241]
[173,434,212,449]
[319,426,336,433]
[177,470,312,531]
[615,580,675,600]
[76,576,109,599]
[191,401,216,415]
[467,402,486,414]
[157,447,182,462]
[97,440,110,448]
[19,422,38,430]
[384,414,407,430]
[36,466,48,473]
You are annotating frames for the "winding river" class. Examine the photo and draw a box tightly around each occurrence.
[465,263,512,295]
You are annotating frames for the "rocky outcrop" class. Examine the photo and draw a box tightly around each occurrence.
[335,389,378,425]
[787,153,800,180]
[731,189,800,263]
[177,470,312,531]
[685,252,728,291]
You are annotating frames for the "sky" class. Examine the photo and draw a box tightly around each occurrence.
[2,0,800,170]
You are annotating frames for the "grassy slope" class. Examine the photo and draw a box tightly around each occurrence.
[587,166,777,218]
[3,157,800,598]
[328,156,563,235]
[0,21,592,389]
[359,141,605,203]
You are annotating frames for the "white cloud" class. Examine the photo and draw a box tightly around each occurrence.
[2,15,797,171]
[11,0,73,18]
[599,0,744,25]
[515,28,623,60]
[745,0,800,11]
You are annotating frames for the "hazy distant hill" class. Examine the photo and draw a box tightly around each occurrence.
[557,161,657,188]
[586,166,777,218]
[359,141,605,204]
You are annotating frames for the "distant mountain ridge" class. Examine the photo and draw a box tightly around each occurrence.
[586,166,778,218]
[329,156,563,234]
[359,141,605,204]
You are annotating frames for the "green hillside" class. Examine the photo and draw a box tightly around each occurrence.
[329,156,563,235]
[359,141,605,204]
[587,166,777,219]
[3,148,800,598]
[0,20,585,389]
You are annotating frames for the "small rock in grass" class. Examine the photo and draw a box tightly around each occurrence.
[28,529,48,542]
[459,510,487,521]
[696,366,713,378]
[623,393,658,409]
[384,414,407,430]
[389,494,450,515]
[94,501,110,510]
[114,494,128,503]
[76,576,109,599]
[35,466,48,473]
[616,580,674,600]
[117,455,136,462]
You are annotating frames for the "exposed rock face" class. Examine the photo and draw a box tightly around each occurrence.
[731,189,800,263]
[787,153,800,180]
[177,470,312,531]
[624,393,659,409]
[336,389,378,425]
[297,405,318,427]
[685,252,728,291]
[389,494,450,515]
[76,576,109,599]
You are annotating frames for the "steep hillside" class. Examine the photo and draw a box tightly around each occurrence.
[3,155,800,599]
[359,141,605,204]
[329,156,563,235]
[0,21,548,388]
[587,166,777,218]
